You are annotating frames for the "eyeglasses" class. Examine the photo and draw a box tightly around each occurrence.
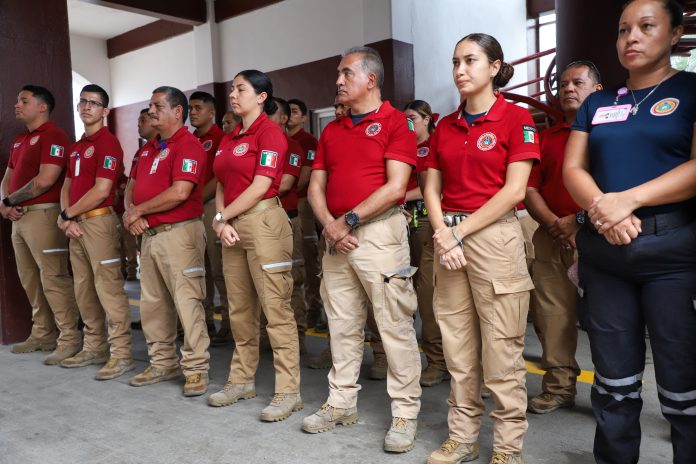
[77,99,104,108]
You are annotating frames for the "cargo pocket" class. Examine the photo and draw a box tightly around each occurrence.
[380,266,418,326]
[260,261,293,300]
[490,275,534,339]
[182,266,206,297]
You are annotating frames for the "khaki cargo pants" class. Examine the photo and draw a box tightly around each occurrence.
[434,213,533,454]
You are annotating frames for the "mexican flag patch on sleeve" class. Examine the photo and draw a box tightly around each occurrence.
[49,144,64,158]
[522,125,538,144]
[290,153,300,167]
[182,159,198,174]
[103,156,117,170]
[260,150,278,168]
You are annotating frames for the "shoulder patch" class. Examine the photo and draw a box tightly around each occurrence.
[365,122,382,137]
[182,159,198,174]
[260,150,278,168]
[290,153,300,167]
[49,144,64,158]
[650,98,679,116]
[522,125,538,144]
[103,156,117,170]
[307,150,315,161]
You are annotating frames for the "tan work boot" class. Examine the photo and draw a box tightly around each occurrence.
[95,357,135,380]
[43,345,81,366]
[11,337,56,354]
[308,345,332,369]
[527,392,575,414]
[129,365,182,386]
[420,364,450,387]
[370,353,388,380]
[384,417,417,453]
[208,382,256,407]
[184,372,209,397]
[427,439,479,464]
[260,393,303,421]
[302,403,359,433]
[490,451,524,464]
[61,349,109,368]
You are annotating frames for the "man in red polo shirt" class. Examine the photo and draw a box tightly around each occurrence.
[57,84,133,380]
[1,85,80,364]
[189,91,228,340]
[287,98,323,329]
[525,61,602,414]
[302,46,421,454]
[124,86,210,397]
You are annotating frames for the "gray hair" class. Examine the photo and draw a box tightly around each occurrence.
[341,46,384,89]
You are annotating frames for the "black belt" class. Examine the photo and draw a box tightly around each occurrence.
[588,209,694,236]
[637,209,694,236]
[286,209,298,219]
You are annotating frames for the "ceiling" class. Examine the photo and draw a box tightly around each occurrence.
[67,0,157,39]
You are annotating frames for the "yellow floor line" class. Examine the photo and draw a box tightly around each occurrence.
[128,300,595,385]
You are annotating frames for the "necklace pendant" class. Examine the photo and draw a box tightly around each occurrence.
[630,105,638,116]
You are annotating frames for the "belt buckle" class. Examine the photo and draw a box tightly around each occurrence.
[443,215,454,227]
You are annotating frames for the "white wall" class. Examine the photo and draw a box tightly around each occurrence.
[217,0,392,81]
[392,0,530,116]
[109,32,197,107]
[69,33,112,96]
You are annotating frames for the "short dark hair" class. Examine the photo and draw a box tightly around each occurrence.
[287,98,308,116]
[152,86,188,122]
[189,91,216,106]
[21,85,55,113]
[564,60,602,84]
[272,97,291,119]
[235,70,277,115]
[139,108,149,115]
[81,84,109,107]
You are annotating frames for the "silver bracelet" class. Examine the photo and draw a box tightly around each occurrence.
[450,226,464,248]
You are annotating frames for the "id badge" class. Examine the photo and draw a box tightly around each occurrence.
[74,157,81,177]
[592,104,631,125]
[149,157,159,175]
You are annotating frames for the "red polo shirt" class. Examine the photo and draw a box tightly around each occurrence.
[214,112,287,206]
[313,100,417,217]
[528,122,579,217]
[67,126,122,208]
[196,124,225,184]
[132,126,206,227]
[406,139,431,191]
[280,135,303,212]
[291,128,318,199]
[426,94,540,212]
[8,121,70,206]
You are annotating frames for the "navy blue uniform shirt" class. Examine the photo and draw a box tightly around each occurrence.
[573,71,696,215]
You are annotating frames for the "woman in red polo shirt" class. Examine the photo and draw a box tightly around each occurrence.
[403,100,448,388]
[423,34,539,464]
[207,69,301,422]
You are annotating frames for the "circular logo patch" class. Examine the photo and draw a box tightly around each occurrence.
[417,147,430,158]
[476,132,497,151]
[650,98,679,116]
[159,148,170,160]
[29,135,40,145]
[365,123,382,137]
[202,140,213,151]
[84,146,95,158]
[234,143,249,156]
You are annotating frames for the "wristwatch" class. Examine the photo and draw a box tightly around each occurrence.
[575,211,586,225]
[2,197,12,207]
[345,210,360,230]
[214,212,226,224]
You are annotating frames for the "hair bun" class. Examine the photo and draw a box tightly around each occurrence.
[494,62,515,89]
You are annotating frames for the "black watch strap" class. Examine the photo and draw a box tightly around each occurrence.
[2,197,12,207]
[60,209,73,221]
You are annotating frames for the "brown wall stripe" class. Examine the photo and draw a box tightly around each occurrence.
[214,0,284,23]
[107,20,194,59]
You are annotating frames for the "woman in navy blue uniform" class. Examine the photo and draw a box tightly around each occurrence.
[564,0,696,462]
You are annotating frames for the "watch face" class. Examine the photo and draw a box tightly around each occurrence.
[576,212,585,224]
